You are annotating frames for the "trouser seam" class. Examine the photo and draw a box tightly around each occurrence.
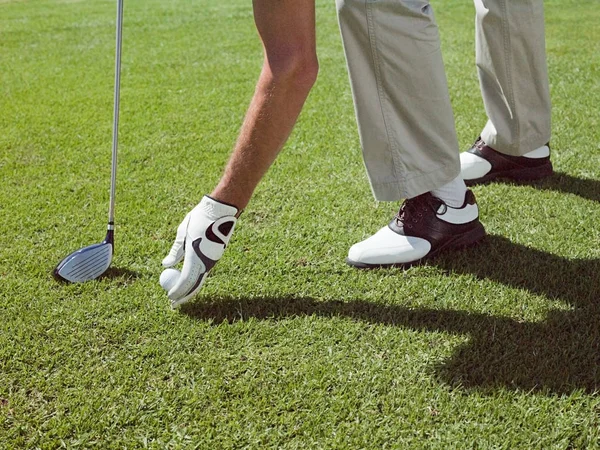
[365,0,404,183]
[499,0,520,152]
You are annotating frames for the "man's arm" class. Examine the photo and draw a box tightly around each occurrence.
[162,0,319,306]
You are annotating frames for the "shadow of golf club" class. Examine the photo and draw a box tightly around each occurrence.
[182,235,600,394]
[51,266,141,283]
[98,266,141,281]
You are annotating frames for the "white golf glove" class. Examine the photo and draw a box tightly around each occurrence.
[161,196,238,308]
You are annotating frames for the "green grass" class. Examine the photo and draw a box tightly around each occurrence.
[2,0,600,447]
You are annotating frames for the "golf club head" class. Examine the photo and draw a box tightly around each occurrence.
[54,230,114,283]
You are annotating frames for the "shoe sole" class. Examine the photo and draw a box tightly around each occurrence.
[465,161,553,187]
[346,221,487,269]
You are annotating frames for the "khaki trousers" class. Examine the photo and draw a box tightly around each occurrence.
[337,0,552,201]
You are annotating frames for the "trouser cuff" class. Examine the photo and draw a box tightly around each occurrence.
[369,162,460,201]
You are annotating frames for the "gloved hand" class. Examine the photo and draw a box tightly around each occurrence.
[160,196,238,308]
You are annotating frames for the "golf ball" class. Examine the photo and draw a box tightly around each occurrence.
[159,268,180,292]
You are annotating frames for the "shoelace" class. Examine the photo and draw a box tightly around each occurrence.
[394,193,447,229]
[473,136,486,151]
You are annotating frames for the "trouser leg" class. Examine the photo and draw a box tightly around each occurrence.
[475,0,551,156]
[336,0,460,201]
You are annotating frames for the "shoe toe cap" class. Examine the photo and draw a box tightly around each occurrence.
[348,227,432,266]
[460,151,492,180]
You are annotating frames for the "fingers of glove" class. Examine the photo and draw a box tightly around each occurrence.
[167,244,206,302]
[162,213,191,267]
[162,246,184,267]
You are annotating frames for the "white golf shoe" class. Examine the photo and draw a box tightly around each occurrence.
[460,137,552,185]
[347,191,486,268]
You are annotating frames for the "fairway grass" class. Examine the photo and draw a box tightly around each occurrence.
[1,0,600,448]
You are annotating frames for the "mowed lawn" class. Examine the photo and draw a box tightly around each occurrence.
[2,0,600,447]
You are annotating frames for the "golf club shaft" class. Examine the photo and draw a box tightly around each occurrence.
[108,0,124,229]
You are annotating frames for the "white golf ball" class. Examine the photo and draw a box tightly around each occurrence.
[159,268,180,292]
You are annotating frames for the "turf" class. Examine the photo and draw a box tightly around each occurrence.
[1,0,600,448]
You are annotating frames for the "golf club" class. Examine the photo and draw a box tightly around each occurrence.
[54,0,124,283]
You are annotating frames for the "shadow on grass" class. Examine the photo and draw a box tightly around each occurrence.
[492,171,600,202]
[182,235,600,394]
[98,267,141,281]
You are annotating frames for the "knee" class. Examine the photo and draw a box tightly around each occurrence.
[265,48,319,92]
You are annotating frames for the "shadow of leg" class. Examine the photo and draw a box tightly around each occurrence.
[491,171,600,203]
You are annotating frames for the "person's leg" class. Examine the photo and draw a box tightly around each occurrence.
[336,0,461,201]
[476,0,551,155]
[336,0,485,268]
[161,0,318,307]
[460,0,552,184]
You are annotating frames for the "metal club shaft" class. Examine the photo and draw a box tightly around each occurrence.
[108,0,124,229]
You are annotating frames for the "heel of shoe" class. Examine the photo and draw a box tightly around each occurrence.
[451,222,486,249]
[511,161,553,181]
[465,161,553,186]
